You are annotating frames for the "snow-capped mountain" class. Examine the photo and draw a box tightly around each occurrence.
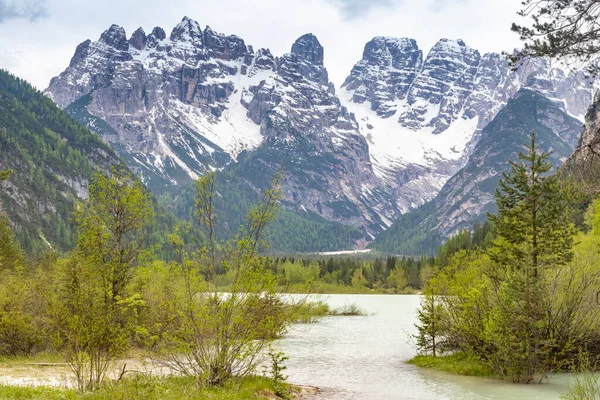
[340,37,592,212]
[230,33,396,234]
[44,17,593,242]
[47,19,272,189]
[45,19,398,236]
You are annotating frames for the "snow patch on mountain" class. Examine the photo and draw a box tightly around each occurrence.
[339,87,478,174]
[167,68,272,161]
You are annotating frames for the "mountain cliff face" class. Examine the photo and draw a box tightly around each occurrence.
[371,89,584,255]
[340,37,592,212]
[47,19,265,190]
[561,92,600,189]
[44,18,593,245]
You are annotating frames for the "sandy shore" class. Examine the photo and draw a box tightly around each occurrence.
[0,360,323,399]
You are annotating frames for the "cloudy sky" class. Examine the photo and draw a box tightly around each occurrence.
[0,0,525,89]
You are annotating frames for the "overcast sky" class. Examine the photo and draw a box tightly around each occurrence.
[0,0,525,90]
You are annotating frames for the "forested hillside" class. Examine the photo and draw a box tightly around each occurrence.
[0,70,123,251]
[168,171,364,253]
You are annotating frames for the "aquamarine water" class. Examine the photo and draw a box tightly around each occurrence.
[277,294,581,400]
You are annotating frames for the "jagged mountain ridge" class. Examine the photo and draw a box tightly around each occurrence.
[44,18,399,237]
[44,17,593,244]
[340,36,592,213]
[47,19,266,190]
[371,89,584,255]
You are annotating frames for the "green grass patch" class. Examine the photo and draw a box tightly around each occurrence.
[0,375,294,400]
[407,352,495,378]
[0,385,73,400]
[283,282,418,295]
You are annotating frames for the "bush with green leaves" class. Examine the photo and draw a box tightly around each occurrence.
[152,172,305,386]
[51,168,153,391]
[415,132,600,383]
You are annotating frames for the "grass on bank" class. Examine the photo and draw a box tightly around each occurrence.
[282,283,419,295]
[0,375,297,400]
[407,353,495,378]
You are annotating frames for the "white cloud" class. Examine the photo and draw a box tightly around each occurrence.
[0,0,525,90]
[325,0,396,19]
[0,0,47,22]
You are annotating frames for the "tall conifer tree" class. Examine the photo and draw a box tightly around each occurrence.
[485,131,575,383]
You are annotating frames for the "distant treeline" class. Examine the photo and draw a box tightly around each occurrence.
[254,221,493,293]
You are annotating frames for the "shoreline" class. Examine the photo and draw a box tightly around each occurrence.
[406,353,496,378]
[0,380,322,400]
[0,358,323,399]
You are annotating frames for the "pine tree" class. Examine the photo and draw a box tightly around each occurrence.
[488,130,574,275]
[485,130,575,383]
[414,294,444,357]
[510,0,600,75]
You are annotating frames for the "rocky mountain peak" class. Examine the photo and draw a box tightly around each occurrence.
[146,26,166,48]
[291,33,324,66]
[427,37,479,61]
[254,48,276,71]
[170,16,203,44]
[129,27,147,51]
[69,39,92,67]
[341,36,423,117]
[361,36,422,68]
[99,24,129,51]
[340,35,593,218]
[434,38,467,49]
[204,26,248,60]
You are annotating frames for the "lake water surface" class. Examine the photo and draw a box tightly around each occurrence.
[276,294,581,400]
